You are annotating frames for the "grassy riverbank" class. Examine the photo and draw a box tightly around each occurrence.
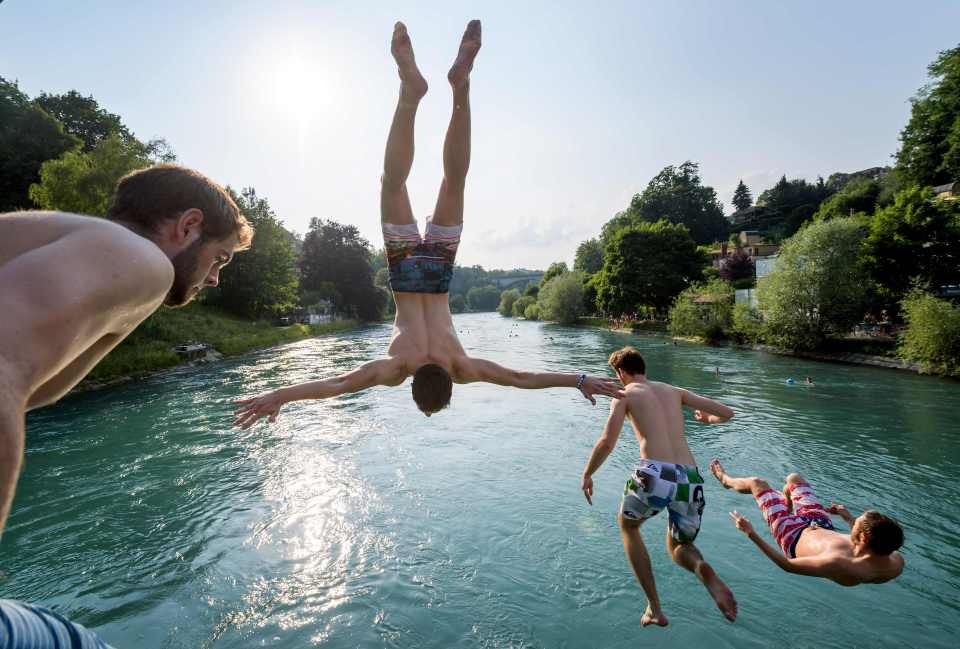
[88,304,360,382]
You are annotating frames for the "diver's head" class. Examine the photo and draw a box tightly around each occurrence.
[411,363,453,416]
[852,510,904,557]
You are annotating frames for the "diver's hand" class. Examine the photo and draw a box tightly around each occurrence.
[730,510,755,535]
[579,376,625,405]
[233,389,287,429]
[581,474,594,505]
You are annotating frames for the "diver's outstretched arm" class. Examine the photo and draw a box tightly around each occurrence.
[458,358,624,404]
[232,358,406,428]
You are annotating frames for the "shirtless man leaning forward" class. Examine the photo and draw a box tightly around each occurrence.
[581,346,738,627]
[0,165,252,646]
[710,459,904,586]
[233,21,621,427]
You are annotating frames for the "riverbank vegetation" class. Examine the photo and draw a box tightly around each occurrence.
[496,45,960,377]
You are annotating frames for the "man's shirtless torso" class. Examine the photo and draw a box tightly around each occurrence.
[0,212,173,409]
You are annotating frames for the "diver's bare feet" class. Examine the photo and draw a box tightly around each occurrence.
[391,22,427,103]
[448,19,481,89]
[709,458,730,489]
[640,605,669,627]
[701,566,738,622]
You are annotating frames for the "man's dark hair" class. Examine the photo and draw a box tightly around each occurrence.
[861,511,904,556]
[608,346,646,375]
[412,363,453,415]
[106,164,252,248]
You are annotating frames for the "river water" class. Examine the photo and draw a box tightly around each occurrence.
[5,313,959,648]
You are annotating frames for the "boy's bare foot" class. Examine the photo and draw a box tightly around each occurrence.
[448,19,481,89]
[640,605,669,627]
[709,458,730,489]
[391,22,427,103]
[701,565,738,622]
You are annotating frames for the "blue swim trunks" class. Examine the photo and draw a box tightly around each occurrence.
[382,219,462,294]
[0,599,113,648]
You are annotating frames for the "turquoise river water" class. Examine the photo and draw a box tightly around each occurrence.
[4,313,959,648]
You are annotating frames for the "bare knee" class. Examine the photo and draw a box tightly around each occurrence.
[750,478,771,496]
[380,173,406,193]
[785,473,805,486]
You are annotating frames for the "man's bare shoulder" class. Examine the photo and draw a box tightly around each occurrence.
[1,211,174,301]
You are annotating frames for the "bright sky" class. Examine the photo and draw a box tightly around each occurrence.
[2,1,958,268]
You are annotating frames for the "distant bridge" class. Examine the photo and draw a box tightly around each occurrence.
[489,273,543,289]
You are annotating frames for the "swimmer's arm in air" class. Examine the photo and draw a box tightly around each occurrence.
[680,388,734,424]
[457,358,624,404]
[730,511,844,579]
[232,358,405,428]
[0,227,172,535]
[827,502,857,528]
[581,398,627,505]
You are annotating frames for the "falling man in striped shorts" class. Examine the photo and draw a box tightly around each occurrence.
[710,459,904,586]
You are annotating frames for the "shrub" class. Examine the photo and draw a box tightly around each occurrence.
[731,303,764,344]
[524,303,540,320]
[512,295,536,318]
[897,289,960,376]
[497,288,521,316]
[539,272,586,324]
[667,279,734,340]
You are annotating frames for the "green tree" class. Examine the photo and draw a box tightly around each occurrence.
[34,89,132,152]
[758,217,867,350]
[540,261,569,287]
[28,132,149,215]
[813,176,882,221]
[512,295,536,318]
[523,283,539,298]
[300,218,384,321]
[449,293,467,313]
[628,161,728,245]
[862,186,960,310]
[897,288,960,376]
[466,285,500,311]
[896,45,960,187]
[755,175,832,238]
[205,188,299,319]
[498,288,521,316]
[574,238,604,275]
[732,180,752,212]
[523,302,540,320]
[0,76,81,211]
[538,271,586,324]
[668,279,734,342]
[594,220,706,315]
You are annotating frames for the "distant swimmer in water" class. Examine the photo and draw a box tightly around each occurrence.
[233,21,623,426]
[710,460,904,586]
[582,346,738,626]
[786,377,796,384]
[715,367,720,377]
[805,376,814,385]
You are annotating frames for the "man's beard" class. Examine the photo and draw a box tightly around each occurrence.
[164,239,204,307]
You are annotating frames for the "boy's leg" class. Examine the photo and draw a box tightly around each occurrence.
[667,533,737,622]
[709,458,771,496]
[381,22,427,227]
[431,20,481,227]
[619,515,668,627]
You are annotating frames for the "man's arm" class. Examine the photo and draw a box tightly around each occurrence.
[681,388,734,423]
[827,502,857,528]
[459,358,623,404]
[0,226,171,536]
[232,358,406,429]
[581,398,627,505]
[730,511,842,578]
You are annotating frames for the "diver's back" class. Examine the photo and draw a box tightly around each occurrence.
[624,380,695,465]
